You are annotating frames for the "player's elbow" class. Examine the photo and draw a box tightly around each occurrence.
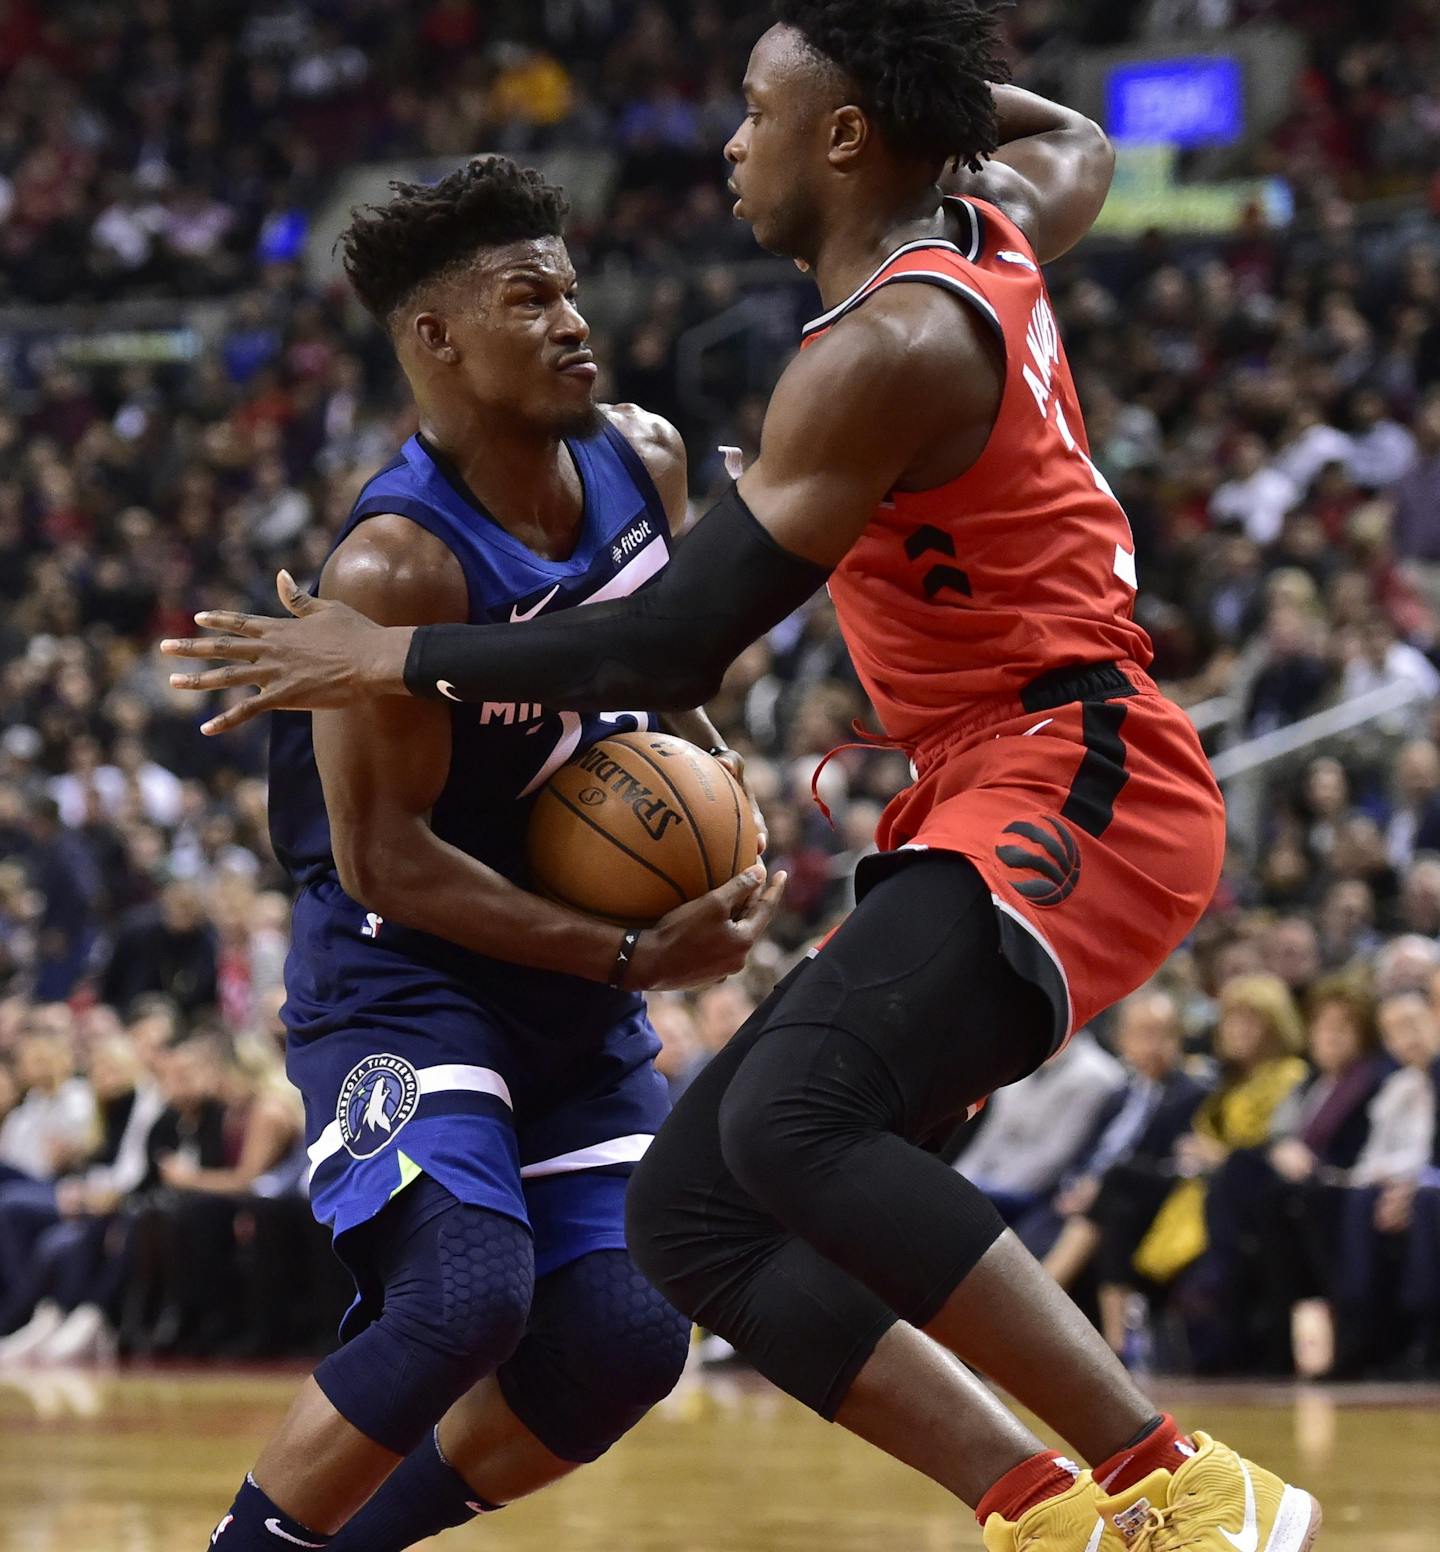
[332,826,421,917]
[1079,115,1116,190]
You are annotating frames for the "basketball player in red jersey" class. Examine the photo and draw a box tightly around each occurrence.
[165,5,1322,1551]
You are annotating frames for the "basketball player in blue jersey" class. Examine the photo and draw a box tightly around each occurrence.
[202,157,783,1552]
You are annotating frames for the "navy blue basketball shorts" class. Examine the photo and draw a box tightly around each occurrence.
[287,955,670,1325]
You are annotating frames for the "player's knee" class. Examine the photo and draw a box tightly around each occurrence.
[316,1204,534,1456]
[501,1251,690,1462]
[573,1252,690,1409]
[716,1047,848,1210]
[417,1204,533,1367]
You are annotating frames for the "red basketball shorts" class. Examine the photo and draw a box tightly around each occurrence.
[855,666,1225,1053]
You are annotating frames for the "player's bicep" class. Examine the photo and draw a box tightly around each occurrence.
[736,319,928,567]
[313,695,450,831]
[312,517,466,844]
[736,295,984,567]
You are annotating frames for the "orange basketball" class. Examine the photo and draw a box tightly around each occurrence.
[527,732,759,926]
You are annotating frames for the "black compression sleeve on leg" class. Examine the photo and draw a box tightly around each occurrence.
[402,484,830,710]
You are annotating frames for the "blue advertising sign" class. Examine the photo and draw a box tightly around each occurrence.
[1106,57,1244,147]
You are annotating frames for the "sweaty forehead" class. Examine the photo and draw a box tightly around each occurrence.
[473,236,574,285]
[746,23,844,106]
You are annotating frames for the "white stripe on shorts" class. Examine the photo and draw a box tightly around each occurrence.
[519,1133,654,1179]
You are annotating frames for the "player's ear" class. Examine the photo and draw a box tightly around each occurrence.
[413,312,458,363]
[827,105,868,170]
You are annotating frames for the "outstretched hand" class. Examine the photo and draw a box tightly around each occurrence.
[161,571,412,734]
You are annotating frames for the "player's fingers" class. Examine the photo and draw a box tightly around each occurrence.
[734,870,786,938]
[712,864,765,913]
[162,634,245,661]
[191,610,269,636]
[160,633,262,664]
[168,663,272,693]
[278,569,322,617]
[199,689,276,736]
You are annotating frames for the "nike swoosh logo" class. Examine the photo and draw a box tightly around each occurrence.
[510,584,560,622]
[1083,1517,1107,1552]
[1218,1461,1259,1552]
[436,681,462,702]
[264,1519,325,1548]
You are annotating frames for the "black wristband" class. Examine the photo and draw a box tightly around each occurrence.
[610,928,641,988]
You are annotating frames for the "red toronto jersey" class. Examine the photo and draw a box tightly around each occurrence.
[802,196,1154,747]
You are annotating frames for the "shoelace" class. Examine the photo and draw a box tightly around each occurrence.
[1122,1499,1200,1552]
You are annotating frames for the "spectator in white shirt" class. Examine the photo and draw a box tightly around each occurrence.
[1346,387,1417,490]
[1210,433,1300,546]
[1274,403,1355,496]
[1351,992,1437,1188]
[0,1033,95,1183]
[1339,612,1440,731]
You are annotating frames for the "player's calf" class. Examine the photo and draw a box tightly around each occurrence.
[209,1183,534,1549]
[325,1250,690,1552]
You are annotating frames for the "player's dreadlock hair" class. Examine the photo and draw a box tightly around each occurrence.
[339,156,570,325]
[773,0,1010,173]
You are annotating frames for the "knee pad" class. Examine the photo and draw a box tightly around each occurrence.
[317,1199,534,1455]
[499,1250,690,1462]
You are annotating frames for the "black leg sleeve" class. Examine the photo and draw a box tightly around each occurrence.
[628,854,1054,1416]
[627,970,898,1419]
[715,855,1052,1325]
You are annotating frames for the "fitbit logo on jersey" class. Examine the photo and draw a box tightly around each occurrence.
[611,518,653,566]
[337,1053,421,1159]
[575,745,684,840]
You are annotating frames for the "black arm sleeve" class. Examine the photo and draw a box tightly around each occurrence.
[403,483,831,711]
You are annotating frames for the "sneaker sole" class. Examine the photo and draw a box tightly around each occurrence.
[1264,1484,1323,1552]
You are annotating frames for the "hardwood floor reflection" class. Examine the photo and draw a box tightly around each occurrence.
[1,1364,1436,1552]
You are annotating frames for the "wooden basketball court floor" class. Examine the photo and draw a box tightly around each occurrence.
[1,1363,1436,1552]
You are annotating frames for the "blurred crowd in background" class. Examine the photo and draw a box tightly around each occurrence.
[2,0,1440,1378]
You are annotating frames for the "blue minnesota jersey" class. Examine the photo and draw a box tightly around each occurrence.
[269,420,673,1051]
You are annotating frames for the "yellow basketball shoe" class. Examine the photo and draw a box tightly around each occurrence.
[981,1471,1121,1552]
[1094,1432,1322,1552]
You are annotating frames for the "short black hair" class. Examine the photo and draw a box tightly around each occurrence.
[340,156,570,324]
[774,0,1009,172]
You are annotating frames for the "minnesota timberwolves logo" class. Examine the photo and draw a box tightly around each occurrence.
[336,1054,421,1159]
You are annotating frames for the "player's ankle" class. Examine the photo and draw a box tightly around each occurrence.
[977,1450,1085,1525]
[1093,1414,1195,1495]
[210,1473,332,1548]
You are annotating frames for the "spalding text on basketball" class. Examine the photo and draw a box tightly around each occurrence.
[575,746,686,841]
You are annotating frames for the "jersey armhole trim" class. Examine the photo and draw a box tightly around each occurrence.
[944,196,985,262]
[865,271,1004,347]
[599,420,673,537]
[802,236,966,336]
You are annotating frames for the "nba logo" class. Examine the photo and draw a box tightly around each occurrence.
[362,911,383,939]
[336,1053,421,1159]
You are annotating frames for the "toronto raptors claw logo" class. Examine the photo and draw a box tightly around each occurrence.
[995,815,1081,906]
